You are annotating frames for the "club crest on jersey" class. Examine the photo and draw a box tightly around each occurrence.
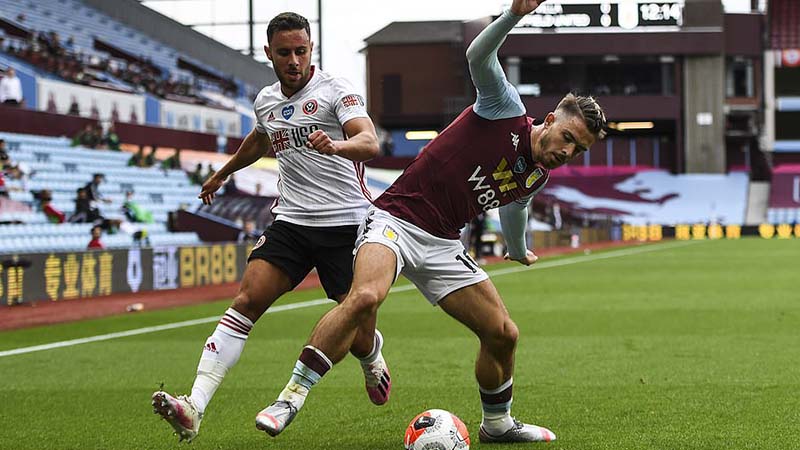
[382,225,399,242]
[303,99,318,115]
[513,156,527,174]
[251,235,266,251]
[281,105,295,120]
[267,111,275,122]
[525,168,544,188]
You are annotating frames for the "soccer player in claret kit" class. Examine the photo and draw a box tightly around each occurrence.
[256,0,607,444]
[151,12,392,442]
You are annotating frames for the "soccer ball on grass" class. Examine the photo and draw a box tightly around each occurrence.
[403,409,470,450]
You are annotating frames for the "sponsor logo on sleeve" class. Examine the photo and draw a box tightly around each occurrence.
[281,105,295,120]
[267,111,275,122]
[303,99,318,115]
[525,168,544,188]
[341,94,365,108]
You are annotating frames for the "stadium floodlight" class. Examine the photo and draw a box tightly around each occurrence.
[609,121,655,131]
[405,131,439,140]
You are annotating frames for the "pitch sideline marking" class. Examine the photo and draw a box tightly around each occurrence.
[0,240,699,358]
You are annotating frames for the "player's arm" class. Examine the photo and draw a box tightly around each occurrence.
[306,117,379,162]
[199,128,272,205]
[499,197,537,265]
[466,0,547,120]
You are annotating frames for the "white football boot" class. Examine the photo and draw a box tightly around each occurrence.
[151,391,203,442]
[479,419,556,443]
[255,400,300,437]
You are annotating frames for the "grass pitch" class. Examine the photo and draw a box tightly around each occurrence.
[0,238,798,449]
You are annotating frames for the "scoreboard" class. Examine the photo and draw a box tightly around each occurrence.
[509,0,684,32]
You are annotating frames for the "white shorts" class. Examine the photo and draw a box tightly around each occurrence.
[355,207,489,305]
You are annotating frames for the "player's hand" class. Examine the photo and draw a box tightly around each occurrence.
[199,174,225,205]
[510,0,547,16]
[306,130,339,155]
[504,249,539,266]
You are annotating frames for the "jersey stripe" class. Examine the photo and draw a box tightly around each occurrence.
[269,174,282,216]
[353,161,372,201]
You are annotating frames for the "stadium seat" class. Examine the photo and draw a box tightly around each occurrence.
[0,132,208,255]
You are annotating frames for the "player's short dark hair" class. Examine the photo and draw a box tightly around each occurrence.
[556,93,608,139]
[267,12,310,43]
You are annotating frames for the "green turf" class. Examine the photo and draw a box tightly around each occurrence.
[1,238,798,449]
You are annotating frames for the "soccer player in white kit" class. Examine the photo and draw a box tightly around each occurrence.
[151,12,391,442]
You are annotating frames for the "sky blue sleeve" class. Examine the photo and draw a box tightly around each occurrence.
[499,175,550,258]
[499,197,531,259]
[467,10,526,120]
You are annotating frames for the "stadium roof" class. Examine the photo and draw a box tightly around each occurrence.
[364,21,463,45]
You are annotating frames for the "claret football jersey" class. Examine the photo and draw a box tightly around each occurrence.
[374,107,550,240]
[253,67,372,226]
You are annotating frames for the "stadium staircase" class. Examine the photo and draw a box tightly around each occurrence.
[0,132,202,254]
[745,181,770,225]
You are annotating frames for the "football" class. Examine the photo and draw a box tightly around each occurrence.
[403,409,470,450]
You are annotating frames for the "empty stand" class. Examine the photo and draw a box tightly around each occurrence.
[0,131,203,254]
[0,0,246,100]
[770,0,800,50]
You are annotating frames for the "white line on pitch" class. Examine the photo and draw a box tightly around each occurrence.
[0,240,697,358]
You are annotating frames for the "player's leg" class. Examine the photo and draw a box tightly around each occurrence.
[314,225,392,405]
[152,259,293,441]
[153,222,311,441]
[438,281,556,443]
[256,242,398,436]
[191,259,295,410]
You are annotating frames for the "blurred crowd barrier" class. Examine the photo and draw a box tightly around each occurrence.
[0,242,248,306]
[620,224,800,241]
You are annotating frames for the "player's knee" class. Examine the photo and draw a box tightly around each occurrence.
[489,318,519,353]
[345,288,381,318]
[230,292,261,322]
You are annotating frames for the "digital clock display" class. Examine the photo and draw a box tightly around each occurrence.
[512,1,684,31]
[639,3,683,22]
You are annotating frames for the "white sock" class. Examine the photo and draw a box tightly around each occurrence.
[480,377,515,434]
[276,346,332,410]
[357,329,383,366]
[482,411,515,434]
[276,380,310,410]
[190,308,253,414]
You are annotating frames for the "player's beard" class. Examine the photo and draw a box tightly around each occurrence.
[537,134,559,169]
[279,66,310,92]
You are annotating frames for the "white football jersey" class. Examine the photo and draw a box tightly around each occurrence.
[254,67,372,227]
